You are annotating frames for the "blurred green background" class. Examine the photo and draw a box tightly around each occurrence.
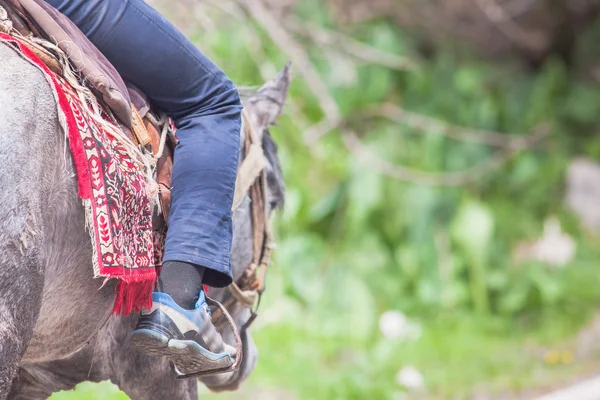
[50,0,600,398]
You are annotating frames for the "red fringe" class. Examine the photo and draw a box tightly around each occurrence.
[113,279,155,315]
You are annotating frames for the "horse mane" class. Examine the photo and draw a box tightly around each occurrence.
[262,130,285,210]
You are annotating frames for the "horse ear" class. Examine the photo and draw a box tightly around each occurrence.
[247,62,291,128]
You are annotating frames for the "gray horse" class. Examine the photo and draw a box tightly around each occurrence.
[0,41,289,399]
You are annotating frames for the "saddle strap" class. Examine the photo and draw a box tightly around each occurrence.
[131,105,174,224]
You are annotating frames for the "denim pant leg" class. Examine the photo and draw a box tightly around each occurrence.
[44,0,242,287]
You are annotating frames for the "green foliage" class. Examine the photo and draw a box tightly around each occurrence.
[50,382,127,400]
[452,200,494,314]
[239,10,600,398]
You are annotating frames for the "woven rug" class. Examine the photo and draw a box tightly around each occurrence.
[0,32,161,315]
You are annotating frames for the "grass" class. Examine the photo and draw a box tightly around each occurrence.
[49,382,128,400]
[49,297,599,399]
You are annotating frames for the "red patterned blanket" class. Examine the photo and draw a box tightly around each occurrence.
[1,32,161,315]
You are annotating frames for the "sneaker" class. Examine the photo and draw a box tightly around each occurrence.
[131,291,236,375]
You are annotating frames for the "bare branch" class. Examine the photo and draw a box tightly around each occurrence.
[503,0,539,20]
[199,0,325,155]
[203,0,278,78]
[240,0,341,128]
[286,17,418,72]
[304,118,345,146]
[362,103,534,149]
[191,3,217,32]
[202,0,246,19]
[342,124,550,186]
[473,0,546,52]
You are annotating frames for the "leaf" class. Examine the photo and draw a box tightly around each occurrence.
[451,200,495,314]
[345,233,391,275]
[404,186,437,243]
[529,265,562,305]
[416,279,440,306]
[347,162,383,224]
[275,234,326,305]
[454,67,481,96]
[309,184,343,222]
[315,268,377,341]
[561,84,600,124]
[280,187,303,224]
[451,200,495,266]
[395,247,421,281]
[499,282,530,315]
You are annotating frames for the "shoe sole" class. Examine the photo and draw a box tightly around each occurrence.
[131,329,234,375]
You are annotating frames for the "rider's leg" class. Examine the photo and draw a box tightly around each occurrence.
[158,261,204,309]
[43,0,241,371]
[43,0,241,289]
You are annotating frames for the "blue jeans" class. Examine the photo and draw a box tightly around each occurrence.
[45,0,242,287]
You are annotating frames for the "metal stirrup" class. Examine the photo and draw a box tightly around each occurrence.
[171,296,243,379]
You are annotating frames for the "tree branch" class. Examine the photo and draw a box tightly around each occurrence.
[342,124,550,186]
[286,17,417,72]
[240,0,341,127]
[361,103,535,149]
[473,0,546,52]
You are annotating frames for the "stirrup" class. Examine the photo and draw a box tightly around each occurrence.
[171,296,243,379]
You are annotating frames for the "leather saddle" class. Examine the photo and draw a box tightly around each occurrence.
[0,0,174,225]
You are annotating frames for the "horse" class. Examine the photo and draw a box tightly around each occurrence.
[0,40,290,399]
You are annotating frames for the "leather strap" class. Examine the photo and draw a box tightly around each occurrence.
[130,106,174,224]
[228,280,258,307]
[131,106,152,147]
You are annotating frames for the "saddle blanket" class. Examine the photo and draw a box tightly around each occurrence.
[1,32,161,315]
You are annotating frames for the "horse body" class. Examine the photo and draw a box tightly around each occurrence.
[0,41,289,399]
